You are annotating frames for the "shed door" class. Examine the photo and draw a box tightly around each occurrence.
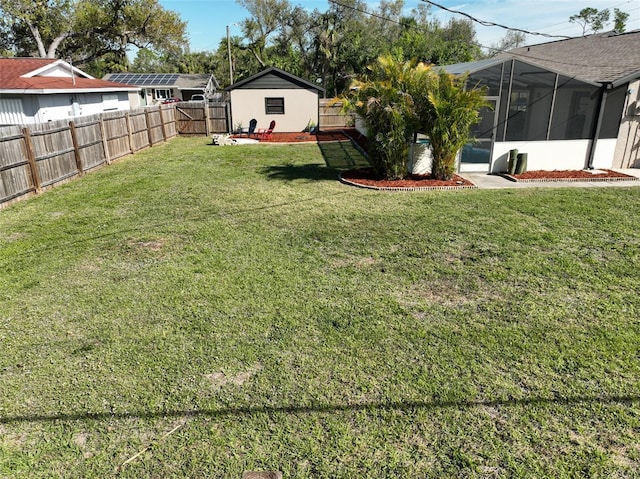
[459,98,497,173]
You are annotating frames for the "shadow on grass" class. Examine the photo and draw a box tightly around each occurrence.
[318,141,370,170]
[260,141,370,183]
[2,394,638,425]
[260,163,340,182]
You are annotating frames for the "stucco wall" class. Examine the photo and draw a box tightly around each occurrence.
[613,80,640,168]
[490,139,618,172]
[491,141,591,173]
[230,88,318,133]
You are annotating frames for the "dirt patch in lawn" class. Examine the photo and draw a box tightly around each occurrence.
[503,169,637,182]
[204,363,263,389]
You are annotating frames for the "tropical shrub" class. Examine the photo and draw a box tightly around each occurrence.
[417,70,489,180]
[341,56,428,180]
[342,56,488,181]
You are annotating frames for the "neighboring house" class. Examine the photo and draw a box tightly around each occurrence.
[0,58,138,126]
[103,73,219,105]
[441,30,640,172]
[225,67,325,133]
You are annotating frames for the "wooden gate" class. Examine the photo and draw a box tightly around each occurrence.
[176,101,229,135]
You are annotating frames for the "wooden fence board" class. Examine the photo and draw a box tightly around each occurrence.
[208,103,229,133]
[74,114,107,171]
[29,120,79,188]
[319,100,353,129]
[129,110,150,151]
[161,105,177,138]
[0,125,34,204]
[102,111,131,161]
[147,107,165,145]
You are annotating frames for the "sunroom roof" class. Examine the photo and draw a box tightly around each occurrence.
[439,57,506,76]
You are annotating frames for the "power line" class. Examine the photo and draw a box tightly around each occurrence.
[327,0,402,25]
[325,0,635,71]
[419,0,572,39]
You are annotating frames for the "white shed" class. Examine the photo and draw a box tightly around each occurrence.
[225,67,325,133]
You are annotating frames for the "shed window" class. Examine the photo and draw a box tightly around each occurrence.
[265,97,285,114]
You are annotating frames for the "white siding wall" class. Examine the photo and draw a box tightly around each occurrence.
[0,98,28,125]
[35,92,130,123]
[230,88,318,132]
[38,65,74,77]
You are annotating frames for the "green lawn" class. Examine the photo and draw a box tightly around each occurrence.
[1,137,639,478]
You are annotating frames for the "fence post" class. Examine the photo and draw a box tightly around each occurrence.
[22,127,41,194]
[203,103,211,136]
[126,112,134,153]
[144,108,153,147]
[98,115,111,165]
[68,121,84,175]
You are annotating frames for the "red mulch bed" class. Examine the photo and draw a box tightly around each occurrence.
[341,168,474,189]
[231,130,354,143]
[507,169,636,181]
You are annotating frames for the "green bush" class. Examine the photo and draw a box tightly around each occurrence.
[342,56,488,181]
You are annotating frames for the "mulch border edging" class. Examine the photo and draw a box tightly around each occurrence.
[338,172,478,191]
[499,172,638,183]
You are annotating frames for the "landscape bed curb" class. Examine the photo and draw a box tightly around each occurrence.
[499,173,638,183]
[338,173,478,191]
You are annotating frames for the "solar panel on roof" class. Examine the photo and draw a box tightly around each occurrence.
[107,73,179,86]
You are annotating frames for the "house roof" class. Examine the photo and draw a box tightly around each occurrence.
[225,67,325,93]
[506,30,640,86]
[0,58,138,93]
[174,74,219,90]
[103,72,218,90]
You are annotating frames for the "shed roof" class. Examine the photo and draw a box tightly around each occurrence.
[225,67,324,93]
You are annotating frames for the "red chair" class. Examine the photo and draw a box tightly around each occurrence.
[257,120,276,140]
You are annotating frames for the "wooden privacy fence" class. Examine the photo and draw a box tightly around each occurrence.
[175,102,229,135]
[1,99,354,208]
[319,99,354,129]
[174,100,352,134]
[0,104,177,207]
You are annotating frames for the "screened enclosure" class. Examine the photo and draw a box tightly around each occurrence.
[443,57,628,172]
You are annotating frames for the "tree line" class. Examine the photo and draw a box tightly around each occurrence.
[0,0,630,97]
[0,0,483,96]
[128,0,488,97]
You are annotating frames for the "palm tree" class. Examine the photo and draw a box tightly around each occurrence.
[341,56,429,180]
[418,70,489,180]
[342,56,488,181]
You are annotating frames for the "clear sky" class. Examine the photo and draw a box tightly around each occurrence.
[159,0,640,54]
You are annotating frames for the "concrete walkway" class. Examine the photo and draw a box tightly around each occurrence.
[460,169,640,189]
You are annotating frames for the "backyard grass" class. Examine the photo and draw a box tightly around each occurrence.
[1,136,639,478]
